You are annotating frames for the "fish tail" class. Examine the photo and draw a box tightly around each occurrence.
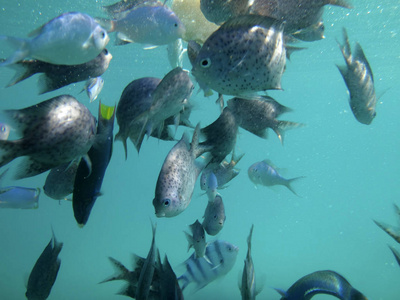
[178,274,190,291]
[4,61,36,87]
[0,140,22,169]
[115,132,128,160]
[38,74,60,94]
[274,121,306,144]
[99,256,132,283]
[328,0,353,9]
[286,176,306,197]
[0,36,30,67]
[349,288,368,300]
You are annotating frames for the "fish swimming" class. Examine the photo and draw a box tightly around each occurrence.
[184,219,207,260]
[191,15,287,97]
[43,160,79,201]
[0,12,109,66]
[82,76,105,102]
[178,240,239,291]
[202,194,226,235]
[248,160,305,196]
[275,270,368,300]
[291,20,325,42]
[0,95,97,180]
[200,0,250,25]
[227,96,304,144]
[101,4,185,46]
[73,102,115,227]
[0,122,10,140]
[336,28,377,125]
[0,186,40,209]
[153,125,208,218]
[202,171,218,202]
[26,229,63,300]
[3,49,112,94]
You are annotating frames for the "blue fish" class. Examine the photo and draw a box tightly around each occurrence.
[82,76,104,102]
[0,186,40,209]
[275,270,368,300]
[248,160,304,196]
[72,102,115,226]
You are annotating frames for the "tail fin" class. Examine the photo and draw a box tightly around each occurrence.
[328,0,353,9]
[274,121,306,144]
[115,132,128,160]
[0,139,21,168]
[178,274,190,291]
[285,176,306,197]
[0,36,29,67]
[99,257,132,284]
[4,61,37,87]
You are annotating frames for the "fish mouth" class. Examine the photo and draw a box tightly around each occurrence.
[155,211,165,218]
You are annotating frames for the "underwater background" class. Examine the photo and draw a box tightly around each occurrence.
[0,0,399,299]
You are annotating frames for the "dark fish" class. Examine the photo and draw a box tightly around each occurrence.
[250,0,352,33]
[0,95,97,179]
[275,270,368,300]
[200,107,238,165]
[388,245,400,268]
[153,125,208,218]
[156,252,184,300]
[26,230,63,300]
[43,160,79,201]
[336,28,376,125]
[2,49,112,94]
[200,0,250,25]
[373,221,400,244]
[202,195,226,236]
[73,102,115,226]
[184,219,207,259]
[248,160,305,196]
[227,96,304,144]
[191,15,287,96]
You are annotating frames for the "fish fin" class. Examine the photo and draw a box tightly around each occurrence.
[116,32,134,45]
[216,94,224,112]
[115,132,128,160]
[177,274,190,291]
[143,45,159,50]
[274,120,306,144]
[94,18,115,33]
[4,61,37,87]
[131,130,146,154]
[327,0,353,9]
[81,154,92,178]
[13,155,56,179]
[336,64,349,81]
[285,176,306,197]
[151,67,184,106]
[354,43,374,81]
[274,288,287,297]
[37,73,62,94]
[0,36,29,67]
[204,254,212,265]
[184,231,193,251]
[99,256,131,283]
[373,220,400,243]
[286,46,307,60]
[388,244,400,266]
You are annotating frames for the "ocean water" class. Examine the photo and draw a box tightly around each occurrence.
[0,0,399,299]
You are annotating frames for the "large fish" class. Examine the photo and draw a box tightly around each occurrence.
[336,28,377,125]
[178,240,239,291]
[153,125,208,218]
[73,102,115,227]
[191,15,287,97]
[3,49,112,94]
[202,194,226,235]
[275,270,368,300]
[0,12,109,66]
[248,160,304,196]
[227,96,304,144]
[101,4,185,46]
[0,95,97,179]
[26,230,63,300]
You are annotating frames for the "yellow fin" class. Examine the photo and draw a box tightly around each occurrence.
[100,103,115,120]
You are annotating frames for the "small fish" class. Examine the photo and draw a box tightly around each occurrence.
[250,0,352,34]
[26,229,63,300]
[202,194,226,236]
[336,28,377,125]
[200,107,239,165]
[200,0,250,25]
[200,151,244,191]
[203,171,218,202]
[227,96,304,144]
[167,38,187,68]
[191,15,287,97]
[3,49,112,94]
[136,222,157,300]
[43,160,79,201]
[156,252,184,300]
[82,76,105,102]
[0,122,10,140]
[0,12,109,66]
[101,4,185,46]
[0,186,40,209]
[178,240,239,291]
[275,270,368,300]
[240,224,262,300]
[388,245,400,268]
[248,160,305,196]
[0,95,97,179]
[184,219,207,259]
[291,20,325,42]
[153,125,208,218]
[73,102,115,226]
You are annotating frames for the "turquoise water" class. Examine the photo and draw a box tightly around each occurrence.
[0,0,399,299]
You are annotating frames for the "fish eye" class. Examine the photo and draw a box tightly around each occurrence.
[103,49,109,55]
[174,23,178,27]
[213,214,217,220]
[163,199,171,207]
[200,58,211,68]
[101,31,106,39]
[0,126,5,132]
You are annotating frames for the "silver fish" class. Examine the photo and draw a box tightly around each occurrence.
[0,12,109,66]
[248,160,305,196]
[227,96,304,144]
[202,194,226,235]
[43,160,79,201]
[3,49,112,94]
[103,4,185,46]
[0,95,97,179]
[0,122,10,140]
[291,20,325,42]
[336,28,377,125]
[250,0,352,34]
[178,240,239,291]
[202,171,218,202]
[26,229,63,300]
[153,125,207,218]
[191,15,286,96]
[184,219,207,259]
[83,76,104,102]
[167,38,186,68]
[0,186,40,209]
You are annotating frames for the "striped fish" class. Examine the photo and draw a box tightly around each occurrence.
[178,240,238,292]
